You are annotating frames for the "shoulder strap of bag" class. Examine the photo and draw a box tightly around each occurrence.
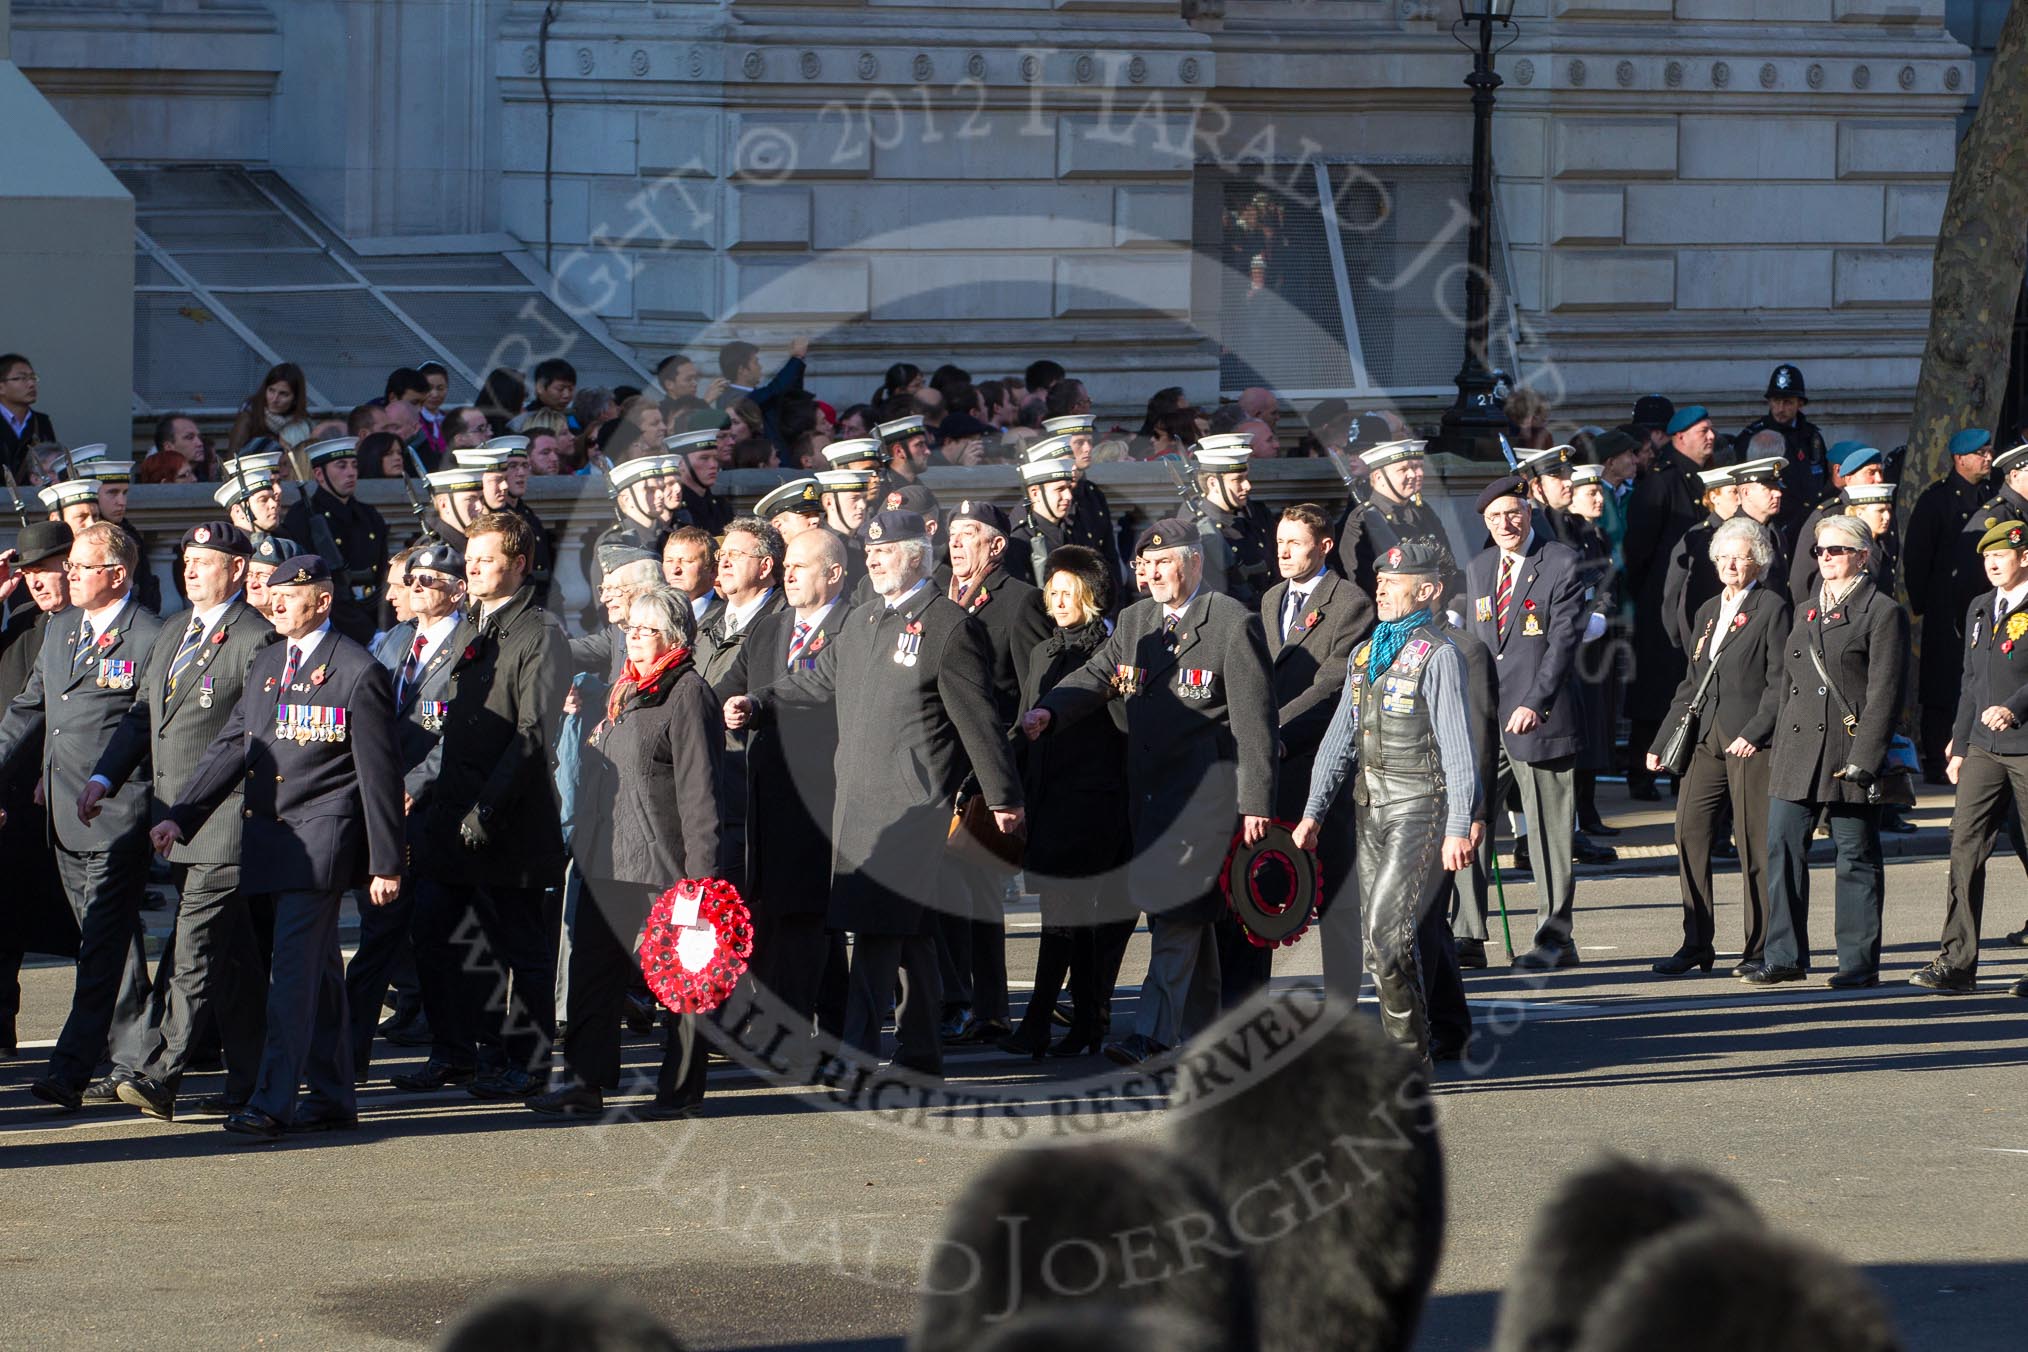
[1681,617,1724,715]
[1804,632,1859,737]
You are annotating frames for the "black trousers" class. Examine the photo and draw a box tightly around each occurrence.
[558,877,651,1091]
[1417,901,1469,1054]
[1673,741,1772,959]
[252,888,353,1123]
[413,878,558,1073]
[1013,913,1136,1044]
[748,912,833,1025]
[48,842,151,1091]
[935,855,1008,1023]
[118,861,266,1099]
[844,932,942,1071]
[1919,705,1957,781]
[1940,746,2028,974]
[1764,798,1883,976]
[344,874,430,1074]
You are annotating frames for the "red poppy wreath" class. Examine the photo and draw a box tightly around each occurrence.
[639,878,755,1015]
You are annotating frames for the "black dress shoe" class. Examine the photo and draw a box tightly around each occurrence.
[223,1108,285,1141]
[1456,937,1488,970]
[1712,838,1739,860]
[378,1010,433,1048]
[29,1078,83,1112]
[1572,833,1618,865]
[116,1074,177,1121]
[1429,1039,1468,1062]
[527,1084,606,1118]
[952,1017,1010,1046]
[1742,964,1806,985]
[467,1066,542,1100]
[1102,1033,1171,1067]
[1,1016,15,1057]
[192,1092,248,1116]
[1510,839,1531,872]
[289,1105,359,1133]
[1731,959,1765,979]
[1512,943,1580,972]
[997,1030,1049,1062]
[1878,809,1918,835]
[2004,921,2028,947]
[636,1096,703,1121]
[388,1059,476,1092]
[1827,970,1879,989]
[1652,947,1716,975]
[1908,959,1975,994]
[80,1073,129,1105]
[1578,817,1621,838]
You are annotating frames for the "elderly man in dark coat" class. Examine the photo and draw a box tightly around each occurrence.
[1022,516,1276,1067]
[728,510,1023,1075]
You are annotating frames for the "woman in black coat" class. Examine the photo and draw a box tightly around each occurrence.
[531,586,722,1120]
[1747,513,1909,988]
[1645,517,1789,976]
[1000,546,1134,1059]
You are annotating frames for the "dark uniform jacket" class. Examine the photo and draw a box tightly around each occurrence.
[735,600,852,923]
[699,588,786,875]
[1038,589,1276,924]
[1652,585,1789,756]
[679,483,733,537]
[169,625,404,893]
[1766,577,1908,804]
[0,597,165,853]
[1950,590,2028,758]
[92,594,278,865]
[117,519,162,615]
[755,581,1019,936]
[1623,448,1706,720]
[1902,472,1995,708]
[418,585,571,888]
[376,614,468,833]
[1736,412,1829,538]
[1200,499,1276,609]
[0,604,75,955]
[281,486,388,644]
[508,498,556,609]
[1261,570,1372,823]
[945,564,1051,725]
[1012,505,1114,592]
[1069,478,1122,580]
[1465,534,1587,763]
[571,661,721,888]
[1336,490,1465,607]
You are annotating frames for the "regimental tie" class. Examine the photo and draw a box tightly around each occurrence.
[1496,556,1515,638]
[1163,613,1180,652]
[786,620,811,668]
[281,643,302,691]
[397,632,425,704]
[166,616,205,697]
[73,618,95,674]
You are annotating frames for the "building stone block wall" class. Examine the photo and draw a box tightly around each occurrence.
[8,0,1981,447]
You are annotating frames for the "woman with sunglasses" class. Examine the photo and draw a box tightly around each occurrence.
[1746,513,1909,988]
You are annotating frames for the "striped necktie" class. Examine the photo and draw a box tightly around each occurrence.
[1496,556,1515,637]
[73,618,96,673]
[167,615,206,696]
[281,643,302,691]
[397,632,424,703]
[786,620,811,668]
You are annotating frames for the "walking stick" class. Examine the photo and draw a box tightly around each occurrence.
[1489,841,1516,958]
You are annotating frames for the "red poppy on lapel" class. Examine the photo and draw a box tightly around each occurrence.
[805,633,826,657]
[1522,599,1536,611]
[462,644,478,662]
[1302,608,1322,630]
[96,629,118,650]
[309,664,329,687]
[1806,608,1818,622]
[905,620,923,636]
[2006,641,2015,655]
[210,629,228,645]
[1732,614,1748,630]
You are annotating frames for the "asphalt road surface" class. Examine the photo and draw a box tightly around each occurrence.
[4,850,2025,1350]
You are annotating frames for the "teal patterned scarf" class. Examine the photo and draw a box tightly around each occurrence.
[1368,608,1434,678]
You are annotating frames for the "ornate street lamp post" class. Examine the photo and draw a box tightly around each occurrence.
[1435,0,1519,462]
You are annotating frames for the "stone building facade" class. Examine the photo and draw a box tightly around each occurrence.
[5,0,1989,447]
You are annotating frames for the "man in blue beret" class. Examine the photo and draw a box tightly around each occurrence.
[1905,429,2001,780]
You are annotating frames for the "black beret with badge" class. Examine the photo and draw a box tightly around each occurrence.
[864,510,928,545]
[268,553,333,588]
[1474,475,1526,513]
[250,532,301,569]
[1134,516,1198,558]
[1373,539,1447,576]
[181,520,253,557]
[947,499,1011,535]
[407,539,466,580]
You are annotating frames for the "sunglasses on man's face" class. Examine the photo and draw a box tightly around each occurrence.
[1811,545,1864,558]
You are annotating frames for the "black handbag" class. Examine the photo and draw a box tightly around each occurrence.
[1655,617,1721,776]
[1805,633,1915,807]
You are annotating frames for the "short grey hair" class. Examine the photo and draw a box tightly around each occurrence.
[1709,516,1774,569]
[1815,513,1873,551]
[724,514,784,568]
[892,537,934,579]
[605,558,662,593]
[626,585,696,646]
[1746,429,1788,459]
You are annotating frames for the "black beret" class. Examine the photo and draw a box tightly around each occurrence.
[408,540,466,579]
[1373,539,1447,575]
[250,532,301,568]
[1135,516,1198,557]
[180,520,253,557]
[267,553,332,587]
[948,499,1011,535]
[864,510,927,544]
[1475,476,1526,513]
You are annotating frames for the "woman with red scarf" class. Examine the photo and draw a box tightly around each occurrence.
[529,587,723,1120]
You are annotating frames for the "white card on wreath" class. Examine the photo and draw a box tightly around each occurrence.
[666,884,703,929]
